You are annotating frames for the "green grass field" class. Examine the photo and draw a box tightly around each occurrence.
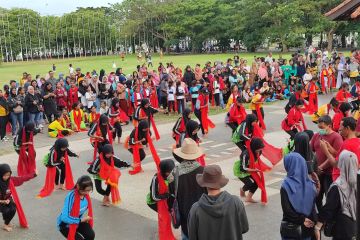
[0,52,292,87]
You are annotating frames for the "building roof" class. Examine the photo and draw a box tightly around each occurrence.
[325,0,360,20]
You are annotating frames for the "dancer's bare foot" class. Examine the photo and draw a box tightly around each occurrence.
[245,197,258,203]
[60,184,66,191]
[117,138,121,144]
[102,196,111,207]
[240,189,245,197]
[3,225,12,232]
[55,184,60,190]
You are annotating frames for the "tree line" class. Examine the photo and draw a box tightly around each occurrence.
[0,0,359,62]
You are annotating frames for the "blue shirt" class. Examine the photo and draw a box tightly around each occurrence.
[190,86,200,99]
[57,191,88,229]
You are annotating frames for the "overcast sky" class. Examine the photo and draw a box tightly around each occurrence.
[1,0,121,16]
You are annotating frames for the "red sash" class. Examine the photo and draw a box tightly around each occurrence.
[17,129,36,176]
[37,151,74,198]
[253,124,283,167]
[320,69,329,92]
[150,87,159,108]
[99,153,121,204]
[68,191,93,240]
[129,128,143,175]
[199,95,215,133]
[9,179,28,228]
[68,87,78,110]
[147,133,175,240]
[89,124,113,164]
[73,110,82,130]
[255,103,266,130]
[246,140,267,203]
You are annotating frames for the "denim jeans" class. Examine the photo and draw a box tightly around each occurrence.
[28,112,41,126]
[219,92,225,109]
[10,112,23,135]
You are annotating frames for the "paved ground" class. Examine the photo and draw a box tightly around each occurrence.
[0,94,334,240]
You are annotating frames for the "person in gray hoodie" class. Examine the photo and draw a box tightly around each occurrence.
[188,165,249,240]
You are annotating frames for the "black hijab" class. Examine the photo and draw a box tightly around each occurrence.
[182,108,191,126]
[186,120,199,141]
[0,164,11,196]
[17,121,35,140]
[245,114,257,134]
[250,137,265,156]
[159,159,175,179]
[99,114,109,138]
[54,138,69,152]
[137,120,149,140]
[294,132,311,162]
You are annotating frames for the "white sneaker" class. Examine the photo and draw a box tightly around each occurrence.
[3,136,9,140]
[38,124,44,129]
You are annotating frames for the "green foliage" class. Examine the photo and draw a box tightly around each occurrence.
[0,0,356,58]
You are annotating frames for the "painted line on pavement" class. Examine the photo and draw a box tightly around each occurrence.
[209,154,221,158]
[210,143,229,148]
[220,151,233,155]
[226,146,238,151]
[199,140,214,145]
[273,171,287,176]
[158,149,168,152]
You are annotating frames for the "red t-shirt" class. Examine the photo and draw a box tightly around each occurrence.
[332,137,360,181]
[311,132,343,174]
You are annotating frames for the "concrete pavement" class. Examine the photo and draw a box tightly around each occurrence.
[0,94,335,240]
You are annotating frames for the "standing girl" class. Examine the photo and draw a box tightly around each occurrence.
[195,88,215,136]
[57,175,95,240]
[175,81,186,114]
[167,80,176,114]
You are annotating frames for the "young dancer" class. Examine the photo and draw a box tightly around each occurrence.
[88,114,113,163]
[125,120,151,175]
[250,90,270,130]
[14,122,39,176]
[146,159,175,212]
[57,175,94,240]
[88,144,130,206]
[0,164,36,231]
[108,98,129,144]
[226,96,247,132]
[48,113,73,138]
[235,138,266,203]
[172,108,191,147]
[195,88,215,136]
[133,98,160,140]
[281,99,307,140]
[69,102,86,132]
[38,138,79,198]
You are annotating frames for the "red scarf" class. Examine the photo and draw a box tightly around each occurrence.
[150,87,159,108]
[17,129,36,176]
[9,179,28,228]
[110,107,129,126]
[246,140,267,204]
[37,151,74,198]
[174,117,186,146]
[147,133,175,240]
[90,112,100,124]
[320,69,329,92]
[73,109,82,130]
[68,87,78,110]
[307,82,318,114]
[136,108,160,140]
[129,127,143,175]
[252,124,283,167]
[99,153,121,204]
[68,191,93,240]
[255,102,266,130]
[199,95,215,133]
[134,92,142,107]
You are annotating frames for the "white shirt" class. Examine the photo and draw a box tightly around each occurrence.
[213,81,220,94]
[167,86,175,101]
[303,73,312,85]
[69,67,74,74]
[176,86,185,100]
[85,92,96,108]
